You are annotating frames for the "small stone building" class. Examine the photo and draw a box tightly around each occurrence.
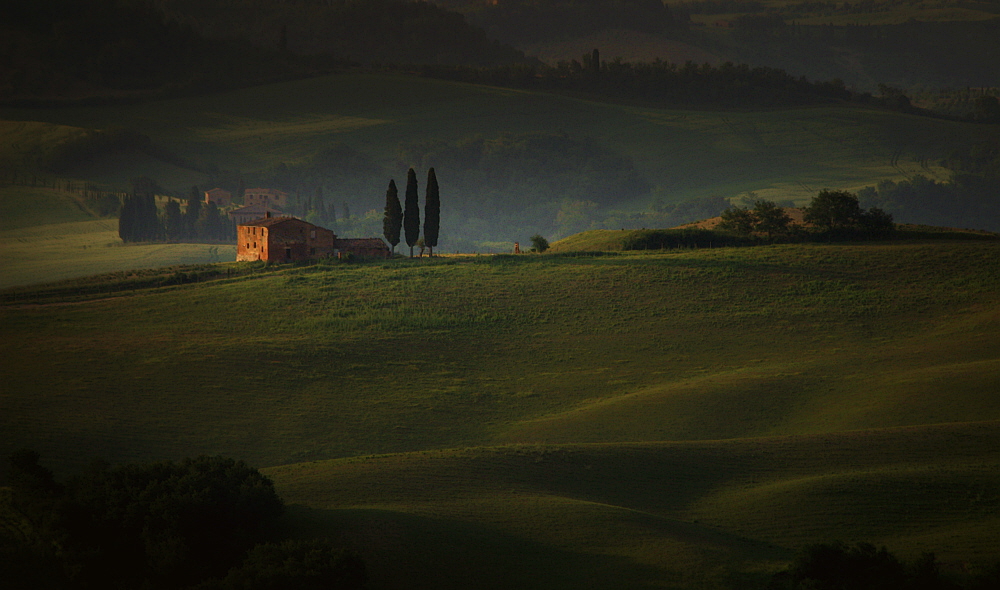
[204,188,232,207]
[237,216,335,262]
[334,238,392,259]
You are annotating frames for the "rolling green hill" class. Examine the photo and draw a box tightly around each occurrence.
[2,241,999,588]
[1,71,994,276]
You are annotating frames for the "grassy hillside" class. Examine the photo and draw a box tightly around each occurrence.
[2,241,999,587]
[1,73,989,241]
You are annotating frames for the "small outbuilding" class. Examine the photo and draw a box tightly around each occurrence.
[335,238,392,259]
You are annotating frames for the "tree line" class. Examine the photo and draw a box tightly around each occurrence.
[467,0,682,45]
[382,167,440,256]
[119,179,236,243]
[420,57,866,109]
[2,450,366,590]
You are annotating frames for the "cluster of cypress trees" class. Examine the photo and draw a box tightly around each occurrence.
[118,182,162,243]
[383,167,440,256]
[119,181,235,243]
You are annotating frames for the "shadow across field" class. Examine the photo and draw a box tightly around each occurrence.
[283,505,697,590]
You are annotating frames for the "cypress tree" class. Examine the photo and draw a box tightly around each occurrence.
[423,168,440,256]
[119,189,162,242]
[140,190,162,241]
[163,199,182,240]
[118,193,136,242]
[382,179,402,254]
[185,185,202,238]
[403,168,420,257]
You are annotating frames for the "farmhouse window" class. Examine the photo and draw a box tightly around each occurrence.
[310,230,316,239]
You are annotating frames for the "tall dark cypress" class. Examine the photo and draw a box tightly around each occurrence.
[423,168,440,256]
[185,185,202,238]
[403,168,420,257]
[118,193,136,242]
[119,189,162,242]
[383,179,402,254]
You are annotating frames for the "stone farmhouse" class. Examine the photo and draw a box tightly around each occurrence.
[237,214,390,262]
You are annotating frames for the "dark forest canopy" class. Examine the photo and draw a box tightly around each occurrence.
[150,0,527,65]
[465,0,683,45]
[0,0,528,101]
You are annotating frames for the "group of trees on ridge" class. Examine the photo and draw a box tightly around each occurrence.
[2,450,365,589]
[382,167,441,256]
[719,189,894,240]
[621,189,898,251]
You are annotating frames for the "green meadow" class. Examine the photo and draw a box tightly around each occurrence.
[2,72,1000,587]
[3,237,999,588]
[2,71,992,288]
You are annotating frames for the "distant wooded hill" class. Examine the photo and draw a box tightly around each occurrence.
[435,0,1000,93]
[0,0,528,101]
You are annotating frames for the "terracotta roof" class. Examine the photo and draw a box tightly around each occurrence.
[240,216,302,228]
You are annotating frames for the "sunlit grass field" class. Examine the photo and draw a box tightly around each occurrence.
[2,239,999,588]
[0,217,234,289]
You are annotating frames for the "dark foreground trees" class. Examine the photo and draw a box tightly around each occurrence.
[769,541,999,590]
[2,451,364,590]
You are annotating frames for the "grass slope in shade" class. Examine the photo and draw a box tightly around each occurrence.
[265,421,1000,589]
